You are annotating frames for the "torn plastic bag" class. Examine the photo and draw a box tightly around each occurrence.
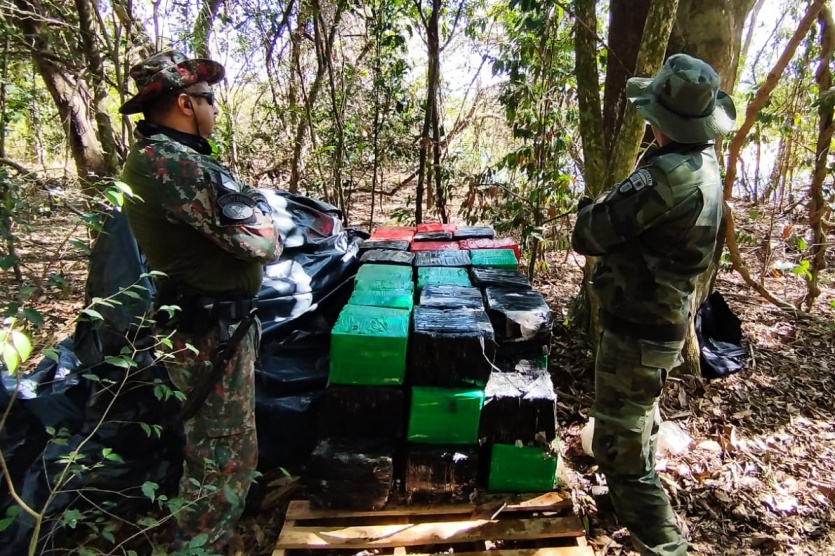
[695,291,746,378]
[73,210,156,368]
[258,189,362,343]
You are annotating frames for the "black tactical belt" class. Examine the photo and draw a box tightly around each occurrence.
[599,309,688,342]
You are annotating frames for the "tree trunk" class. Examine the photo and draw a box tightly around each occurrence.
[805,5,835,310]
[664,0,759,377]
[602,0,651,156]
[76,0,120,175]
[13,0,110,195]
[191,0,222,58]
[320,5,347,219]
[606,0,680,186]
[415,0,441,225]
[575,0,606,195]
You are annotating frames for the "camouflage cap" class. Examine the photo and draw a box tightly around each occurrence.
[626,53,736,143]
[119,49,225,115]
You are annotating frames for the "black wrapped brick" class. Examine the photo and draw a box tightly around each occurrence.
[470,268,532,290]
[414,231,454,241]
[318,386,406,438]
[405,445,479,502]
[480,359,557,444]
[484,287,551,344]
[306,437,395,510]
[419,285,484,309]
[360,249,415,266]
[358,238,411,252]
[409,306,496,387]
[413,250,472,268]
[453,226,495,240]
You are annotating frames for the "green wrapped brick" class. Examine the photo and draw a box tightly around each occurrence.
[416,267,471,294]
[330,304,410,385]
[353,278,415,292]
[356,263,413,283]
[408,387,484,444]
[349,288,414,311]
[469,248,519,269]
[487,443,558,492]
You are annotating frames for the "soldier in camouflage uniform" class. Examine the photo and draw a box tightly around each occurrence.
[119,50,282,552]
[572,54,736,556]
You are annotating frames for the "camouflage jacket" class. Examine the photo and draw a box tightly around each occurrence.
[122,121,282,296]
[572,142,723,325]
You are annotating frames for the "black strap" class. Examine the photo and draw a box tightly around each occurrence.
[599,309,688,342]
[178,310,257,421]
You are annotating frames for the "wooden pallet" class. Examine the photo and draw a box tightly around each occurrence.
[273,492,594,556]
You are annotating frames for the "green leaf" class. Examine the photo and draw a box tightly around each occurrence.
[41,347,60,362]
[0,505,20,532]
[0,255,19,270]
[796,237,807,251]
[104,355,136,369]
[103,188,124,207]
[102,448,124,463]
[224,485,240,506]
[140,422,151,437]
[21,308,44,326]
[82,373,101,383]
[142,481,159,502]
[80,308,104,321]
[188,533,209,548]
[102,528,116,543]
[0,328,31,374]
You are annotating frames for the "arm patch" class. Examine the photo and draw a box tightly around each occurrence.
[618,168,653,194]
[216,193,258,226]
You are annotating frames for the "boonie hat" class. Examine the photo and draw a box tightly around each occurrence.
[626,53,736,143]
[119,49,225,115]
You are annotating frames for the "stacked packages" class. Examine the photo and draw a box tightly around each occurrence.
[307,223,558,509]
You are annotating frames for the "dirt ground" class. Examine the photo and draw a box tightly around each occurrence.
[2,191,834,556]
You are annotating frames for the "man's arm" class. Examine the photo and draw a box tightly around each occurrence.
[571,167,674,256]
[156,147,282,264]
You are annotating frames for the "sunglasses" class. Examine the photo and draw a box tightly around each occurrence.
[186,91,216,106]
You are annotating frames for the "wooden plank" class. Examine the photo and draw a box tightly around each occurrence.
[271,520,294,556]
[403,549,595,556]
[285,492,572,521]
[276,516,585,550]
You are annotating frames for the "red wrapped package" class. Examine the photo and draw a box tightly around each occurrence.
[370,226,416,241]
[458,237,520,260]
[417,222,457,234]
[410,241,461,252]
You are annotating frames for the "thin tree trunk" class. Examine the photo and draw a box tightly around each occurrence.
[191,0,222,58]
[805,5,835,309]
[606,0,680,185]
[13,0,110,195]
[724,0,827,200]
[76,0,119,175]
[739,0,767,70]
[574,0,606,195]
[320,6,347,218]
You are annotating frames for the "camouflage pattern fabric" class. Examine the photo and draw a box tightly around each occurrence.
[592,330,687,556]
[165,319,260,552]
[122,121,281,550]
[572,142,723,326]
[123,125,282,295]
[572,141,723,556]
[120,49,225,114]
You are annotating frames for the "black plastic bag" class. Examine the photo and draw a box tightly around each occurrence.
[695,291,746,378]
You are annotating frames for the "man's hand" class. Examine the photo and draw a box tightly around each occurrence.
[577,196,594,211]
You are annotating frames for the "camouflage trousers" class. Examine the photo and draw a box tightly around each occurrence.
[164,318,260,552]
[591,330,688,556]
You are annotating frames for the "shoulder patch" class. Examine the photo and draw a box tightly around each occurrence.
[216,193,257,226]
[618,168,654,194]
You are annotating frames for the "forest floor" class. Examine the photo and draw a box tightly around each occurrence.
[1,191,834,556]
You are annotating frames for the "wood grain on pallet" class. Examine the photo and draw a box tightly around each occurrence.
[276,515,584,550]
